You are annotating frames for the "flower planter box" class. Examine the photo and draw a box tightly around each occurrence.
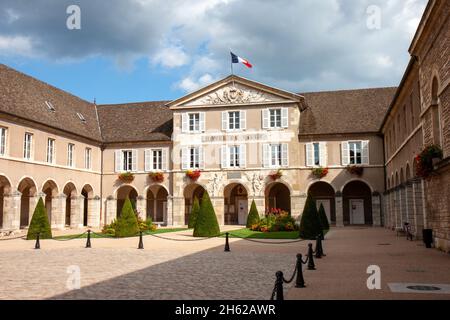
[269,170,283,180]
[149,172,164,183]
[186,170,201,181]
[118,172,135,183]
[311,167,328,179]
[415,145,443,179]
[346,165,364,176]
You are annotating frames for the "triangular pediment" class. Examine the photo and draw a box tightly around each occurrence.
[168,75,303,109]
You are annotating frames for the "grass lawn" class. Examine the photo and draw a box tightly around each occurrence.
[221,228,301,239]
[53,228,188,240]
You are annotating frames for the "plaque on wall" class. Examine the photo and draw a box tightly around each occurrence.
[227,172,242,180]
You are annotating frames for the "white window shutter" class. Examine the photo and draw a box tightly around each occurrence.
[222,111,228,131]
[263,144,270,167]
[306,143,314,167]
[319,142,327,167]
[200,112,206,132]
[181,147,189,170]
[115,150,122,172]
[362,140,369,164]
[262,109,269,129]
[132,149,138,172]
[144,149,151,171]
[199,146,205,169]
[162,148,168,171]
[240,110,246,130]
[240,144,246,168]
[181,113,188,133]
[221,145,228,168]
[281,108,288,128]
[341,142,349,165]
[281,143,288,167]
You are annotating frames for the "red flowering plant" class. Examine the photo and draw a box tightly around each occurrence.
[118,172,135,183]
[346,165,364,176]
[311,167,329,179]
[251,208,298,232]
[415,144,443,179]
[186,170,201,181]
[268,169,283,180]
[149,171,164,183]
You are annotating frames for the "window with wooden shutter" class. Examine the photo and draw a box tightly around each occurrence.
[222,111,228,131]
[181,147,189,170]
[199,146,205,169]
[144,149,151,171]
[361,140,369,164]
[263,143,270,167]
[306,143,314,167]
[319,142,327,166]
[199,112,205,132]
[240,111,246,130]
[281,143,288,167]
[341,142,349,165]
[131,149,138,171]
[281,108,288,128]
[221,145,228,168]
[115,150,122,172]
[239,144,246,168]
[262,109,269,129]
[162,148,168,170]
[181,113,188,133]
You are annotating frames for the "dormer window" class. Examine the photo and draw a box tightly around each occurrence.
[77,112,86,123]
[45,101,56,112]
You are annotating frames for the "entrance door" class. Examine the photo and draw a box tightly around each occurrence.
[350,199,365,225]
[237,199,248,225]
[316,199,331,222]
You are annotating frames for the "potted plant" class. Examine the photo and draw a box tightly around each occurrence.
[311,167,329,179]
[415,144,443,179]
[346,165,364,176]
[186,170,201,182]
[118,172,135,183]
[268,169,283,180]
[149,171,164,183]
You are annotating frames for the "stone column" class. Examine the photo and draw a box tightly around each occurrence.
[394,188,401,228]
[171,196,185,226]
[51,193,66,230]
[166,195,173,226]
[88,196,101,228]
[372,192,381,226]
[335,192,344,227]
[252,196,265,218]
[136,196,146,220]
[70,195,84,228]
[405,182,414,224]
[400,185,407,225]
[2,191,21,230]
[412,178,425,239]
[105,197,116,225]
[291,193,306,223]
[211,196,225,226]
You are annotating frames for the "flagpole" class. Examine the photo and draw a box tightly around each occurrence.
[230,49,235,88]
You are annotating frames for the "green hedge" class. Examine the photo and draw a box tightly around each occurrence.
[318,203,330,230]
[246,200,260,228]
[299,193,322,240]
[188,196,200,229]
[27,197,52,240]
[115,197,139,237]
[193,192,220,237]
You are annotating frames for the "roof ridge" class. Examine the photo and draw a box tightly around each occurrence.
[97,100,172,107]
[299,86,397,95]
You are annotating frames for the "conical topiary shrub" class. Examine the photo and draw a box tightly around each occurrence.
[318,203,330,231]
[299,193,322,240]
[188,196,200,229]
[27,197,52,240]
[246,200,260,228]
[115,197,139,237]
[193,191,220,237]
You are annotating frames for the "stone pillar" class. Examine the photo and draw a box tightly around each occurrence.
[166,195,173,226]
[291,194,306,223]
[136,196,146,220]
[212,196,225,226]
[252,196,265,218]
[405,182,414,224]
[372,192,381,226]
[335,192,344,227]
[51,193,66,230]
[172,196,185,226]
[88,196,101,228]
[412,178,425,239]
[2,191,21,230]
[28,195,39,225]
[400,185,407,225]
[105,197,116,225]
[394,188,401,228]
[70,195,84,228]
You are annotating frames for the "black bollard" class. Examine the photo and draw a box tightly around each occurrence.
[315,235,323,258]
[138,231,144,249]
[86,230,91,248]
[275,271,284,300]
[224,232,230,252]
[34,232,40,250]
[307,243,316,270]
[295,254,306,288]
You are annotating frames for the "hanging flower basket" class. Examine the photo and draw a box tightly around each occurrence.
[149,171,164,183]
[346,165,364,176]
[186,170,201,181]
[415,144,443,179]
[269,169,283,180]
[311,167,329,179]
[118,172,135,183]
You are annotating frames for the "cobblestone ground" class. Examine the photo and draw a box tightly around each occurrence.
[0,229,302,300]
[1,227,449,300]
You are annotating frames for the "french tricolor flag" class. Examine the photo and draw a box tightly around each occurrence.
[231,51,252,68]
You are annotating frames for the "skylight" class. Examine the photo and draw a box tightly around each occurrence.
[45,101,55,112]
[76,112,86,122]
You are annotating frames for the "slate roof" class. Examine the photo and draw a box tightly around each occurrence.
[298,87,397,136]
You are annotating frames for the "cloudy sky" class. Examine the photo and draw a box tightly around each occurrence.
[0,0,427,104]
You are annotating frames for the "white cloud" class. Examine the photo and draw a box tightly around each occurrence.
[178,73,217,92]
[0,35,34,56]
[152,45,189,68]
